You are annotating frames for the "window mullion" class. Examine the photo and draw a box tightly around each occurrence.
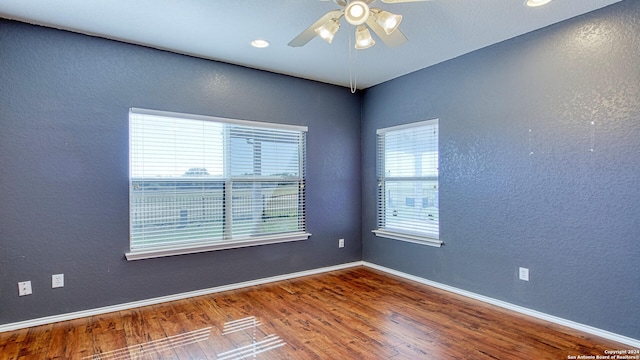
[222,124,232,240]
[224,179,233,240]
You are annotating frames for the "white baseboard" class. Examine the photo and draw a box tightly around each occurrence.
[0,261,363,333]
[363,261,640,349]
[2,260,638,349]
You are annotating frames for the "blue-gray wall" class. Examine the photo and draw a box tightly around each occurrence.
[362,0,639,339]
[1,0,638,341]
[0,20,362,324]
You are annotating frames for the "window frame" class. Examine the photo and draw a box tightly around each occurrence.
[372,119,443,247]
[126,108,310,261]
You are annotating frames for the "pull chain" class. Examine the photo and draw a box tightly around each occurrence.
[349,25,357,93]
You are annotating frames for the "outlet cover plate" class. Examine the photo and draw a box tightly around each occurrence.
[18,281,32,296]
[52,274,64,288]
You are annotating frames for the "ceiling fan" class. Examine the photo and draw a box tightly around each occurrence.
[288,0,430,49]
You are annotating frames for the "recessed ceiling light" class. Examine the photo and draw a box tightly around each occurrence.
[526,0,552,7]
[251,39,270,48]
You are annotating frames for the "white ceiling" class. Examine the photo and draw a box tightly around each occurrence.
[0,0,621,89]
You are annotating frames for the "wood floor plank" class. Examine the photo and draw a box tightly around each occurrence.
[16,323,53,359]
[241,285,345,359]
[62,317,93,359]
[291,279,402,357]
[1,267,635,359]
[188,297,238,359]
[153,302,209,359]
[120,307,178,359]
[43,321,71,360]
[0,327,29,360]
[295,273,437,352]
[90,312,128,358]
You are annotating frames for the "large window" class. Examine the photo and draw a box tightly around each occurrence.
[373,119,442,247]
[127,108,309,260]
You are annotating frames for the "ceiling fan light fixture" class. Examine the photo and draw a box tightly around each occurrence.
[355,25,375,49]
[315,19,341,43]
[345,1,370,26]
[375,10,402,35]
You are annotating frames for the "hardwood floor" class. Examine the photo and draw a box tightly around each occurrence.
[0,267,633,359]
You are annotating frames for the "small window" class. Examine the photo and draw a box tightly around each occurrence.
[373,119,442,247]
[127,108,310,260]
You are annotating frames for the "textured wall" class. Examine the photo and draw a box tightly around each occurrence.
[362,0,640,339]
[0,20,362,324]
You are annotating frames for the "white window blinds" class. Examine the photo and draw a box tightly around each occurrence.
[373,119,442,247]
[128,108,309,260]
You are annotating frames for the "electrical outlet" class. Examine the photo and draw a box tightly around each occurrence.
[519,267,530,281]
[52,274,64,288]
[18,281,32,296]
[338,238,345,248]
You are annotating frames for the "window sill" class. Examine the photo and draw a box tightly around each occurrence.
[372,229,443,247]
[125,232,312,261]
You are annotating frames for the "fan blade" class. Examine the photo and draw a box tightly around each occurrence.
[288,10,343,47]
[381,0,430,3]
[333,0,347,6]
[365,16,408,47]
